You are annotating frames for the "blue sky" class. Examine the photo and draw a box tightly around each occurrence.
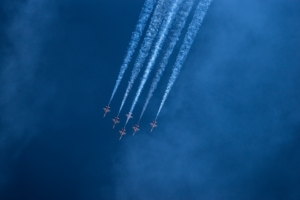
[0,0,299,199]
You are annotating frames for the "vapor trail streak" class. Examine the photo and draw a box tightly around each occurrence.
[156,0,212,119]
[108,0,156,104]
[118,0,169,115]
[126,0,184,125]
[139,0,195,122]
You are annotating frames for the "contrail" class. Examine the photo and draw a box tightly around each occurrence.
[108,0,156,105]
[125,0,184,126]
[156,0,212,119]
[138,0,195,122]
[118,0,169,116]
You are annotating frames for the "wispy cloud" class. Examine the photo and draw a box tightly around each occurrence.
[113,0,300,199]
[0,0,56,189]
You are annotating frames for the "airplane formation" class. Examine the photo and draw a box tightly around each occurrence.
[104,106,157,140]
[104,98,156,139]
[103,0,212,140]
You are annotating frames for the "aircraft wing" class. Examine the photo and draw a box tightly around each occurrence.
[126,114,133,118]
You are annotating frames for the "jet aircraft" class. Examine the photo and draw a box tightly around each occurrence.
[126,112,133,122]
[112,116,120,129]
[132,124,140,136]
[103,105,111,117]
[119,128,126,140]
[150,120,157,132]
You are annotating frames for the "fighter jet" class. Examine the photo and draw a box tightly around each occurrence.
[119,128,126,140]
[132,124,140,136]
[103,105,111,117]
[112,116,120,129]
[150,120,157,132]
[126,112,133,122]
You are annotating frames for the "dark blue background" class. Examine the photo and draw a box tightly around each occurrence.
[0,0,299,199]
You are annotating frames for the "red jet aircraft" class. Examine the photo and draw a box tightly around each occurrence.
[119,128,126,140]
[132,124,140,136]
[126,112,133,123]
[103,105,111,117]
[112,116,120,129]
[150,120,157,132]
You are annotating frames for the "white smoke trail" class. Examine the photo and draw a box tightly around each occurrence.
[118,0,169,115]
[156,0,212,119]
[125,0,184,125]
[139,0,195,122]
[108,0,156,104]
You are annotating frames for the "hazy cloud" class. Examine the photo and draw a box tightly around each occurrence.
[0,0,56,189]
[114,0,300,199]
